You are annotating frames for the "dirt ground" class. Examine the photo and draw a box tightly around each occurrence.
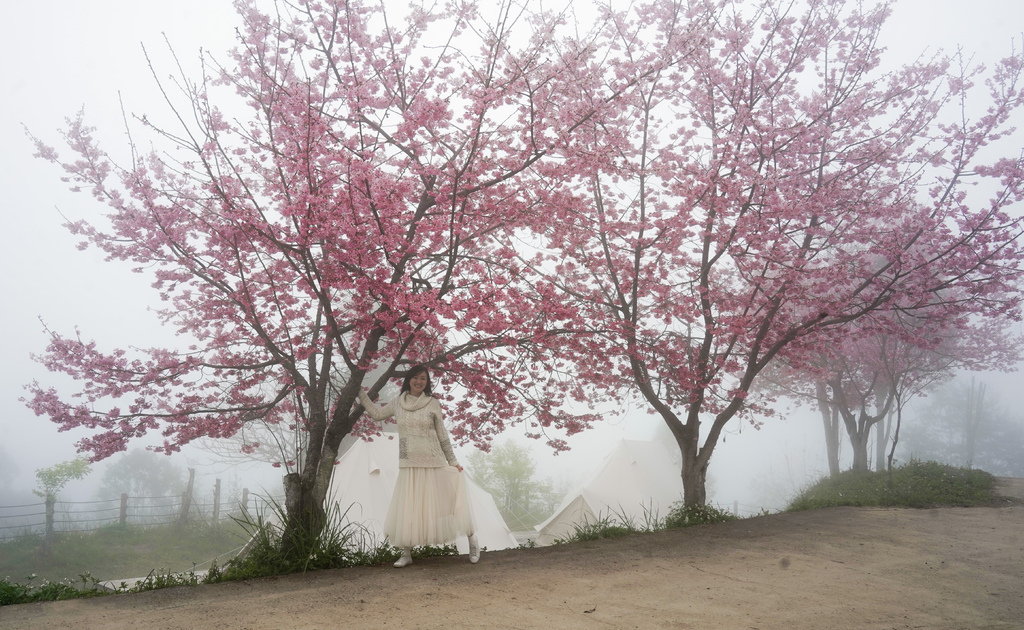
[2,478,1023,630]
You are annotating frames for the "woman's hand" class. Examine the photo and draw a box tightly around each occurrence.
[456,464,464,472]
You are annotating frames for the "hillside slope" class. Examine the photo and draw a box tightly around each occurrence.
[3,478,1022,630]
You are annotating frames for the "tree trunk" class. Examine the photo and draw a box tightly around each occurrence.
[42,496,55,557]
[816,381,841,477]
[963,377,985,468]
[850,428,871,473]
[178,467,195,524]
[833,376,894,475]
[276,364,363,557]
[874,411,892,472]
[676,422,708,507]
[680,454,708,507]
[281,471,327,556]
[887,399,904,482]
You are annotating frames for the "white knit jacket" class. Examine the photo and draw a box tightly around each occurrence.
[358,390,460,468]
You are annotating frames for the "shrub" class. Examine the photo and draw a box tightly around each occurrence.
[554,503,665,544]
[218,498,396,581]
[664,503,737,529]
[787,460,995,512]
[0,574,101,606]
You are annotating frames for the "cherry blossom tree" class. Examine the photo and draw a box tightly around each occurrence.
[900,376,1024,477]
[531,0,1024,505]
[24,0,689,544]
[774,311,1019,475]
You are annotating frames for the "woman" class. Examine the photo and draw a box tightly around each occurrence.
[358,365,479,567]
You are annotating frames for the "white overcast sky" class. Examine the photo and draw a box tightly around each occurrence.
[1,0,1022,506]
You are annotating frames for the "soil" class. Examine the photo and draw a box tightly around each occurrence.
[2,478,1023,630]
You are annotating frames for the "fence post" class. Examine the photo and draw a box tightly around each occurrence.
[734,500,739,517]
[178,468,196,524]
[42,496,56,556]
[213,478,221,522]
[120,493,129,525]
[241,488,250,519]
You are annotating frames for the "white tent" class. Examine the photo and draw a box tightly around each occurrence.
[328,436,519,554]
[534,439,684,546]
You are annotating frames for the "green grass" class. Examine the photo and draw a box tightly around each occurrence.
[3,460,997,605]
[0,499,459,605]
[554,501,736,544]
[664,502,737,528]
[787,460,996,512]
[555,515,640,543]
[553,502,666,544]
[218,498,452,581]
[0,574,99,605]
[0,520,250,585]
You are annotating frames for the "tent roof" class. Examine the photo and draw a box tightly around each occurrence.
[534,440,683,545]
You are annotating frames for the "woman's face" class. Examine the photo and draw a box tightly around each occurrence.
[408,372,429,396]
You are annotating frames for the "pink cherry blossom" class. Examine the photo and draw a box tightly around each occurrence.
[529,0,1024,506]
[24,0,657,536]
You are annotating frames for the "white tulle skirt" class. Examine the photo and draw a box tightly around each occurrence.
[384,466,475,547]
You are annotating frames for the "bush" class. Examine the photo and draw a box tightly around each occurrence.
[664,503,737,528]
[553,502,665,544]
[0,574,101,606]
[787,460,995,512]
[218,499,397,581]
[555,515,639,544]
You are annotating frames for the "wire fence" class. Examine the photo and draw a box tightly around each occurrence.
[2,479,770,544]
[0,487,282,542]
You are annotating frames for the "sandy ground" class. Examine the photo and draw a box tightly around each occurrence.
[2,478,1023,630]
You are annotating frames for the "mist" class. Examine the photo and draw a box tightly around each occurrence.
[1,0,1023,555]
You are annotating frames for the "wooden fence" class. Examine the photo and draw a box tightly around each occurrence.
[0,469,281,543]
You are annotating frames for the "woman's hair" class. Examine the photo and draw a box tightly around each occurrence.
[400,364,434,396]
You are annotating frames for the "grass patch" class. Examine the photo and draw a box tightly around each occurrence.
[1,519,249,606]
[219,498,457,581]
[554,500,736,544]
[787,460,995,512]
[555,515,640,543]
[219,499,392,581]
[664,503,737,528]
[0,519,250,585]
[0,498,460,606]
[554,503,664,544]
[0,574,101,605]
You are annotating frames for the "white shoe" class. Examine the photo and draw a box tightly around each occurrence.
[394,547,413,568]
[468,534,480,564]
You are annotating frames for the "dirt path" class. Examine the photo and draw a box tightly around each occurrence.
[3,478,1023,630]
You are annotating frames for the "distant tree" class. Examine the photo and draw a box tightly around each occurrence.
[33,458,91,556]
[96,449,185,501]
[0,445,17,489]
[769,311,1017,475]
[0,446,32,507]
[33,458,91,502]
[464,450,493,489]
[899,377,1024,477]
[466,441,553,528]
[531,476,567,517]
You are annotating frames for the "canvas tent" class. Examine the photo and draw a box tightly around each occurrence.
[534,440,684,546]
[327,436,519,554]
